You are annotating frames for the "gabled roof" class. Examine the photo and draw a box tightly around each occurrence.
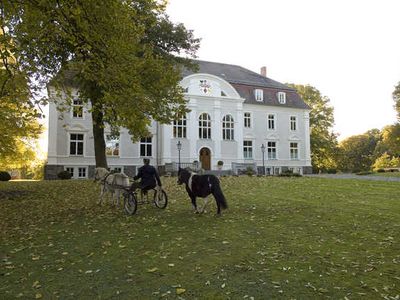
[182,60,310,110]
[182,60,292,90]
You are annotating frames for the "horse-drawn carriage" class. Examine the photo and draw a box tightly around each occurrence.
[94,167,168,215]
[123,185,168,215]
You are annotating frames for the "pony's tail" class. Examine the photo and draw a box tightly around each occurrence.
[213,184,228,210]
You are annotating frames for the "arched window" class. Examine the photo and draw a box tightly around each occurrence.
[199,113,211,139]
[222,115,234,140]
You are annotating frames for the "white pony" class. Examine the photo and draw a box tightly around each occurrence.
[94,167,130,206]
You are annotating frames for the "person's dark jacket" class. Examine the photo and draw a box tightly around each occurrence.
[134,165,162,190]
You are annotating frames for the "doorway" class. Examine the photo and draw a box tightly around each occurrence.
[199,147,211,170]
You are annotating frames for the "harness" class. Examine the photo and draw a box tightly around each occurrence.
[187,173,213,193]
[187,174,194,193]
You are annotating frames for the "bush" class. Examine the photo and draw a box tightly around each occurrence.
[0,171,11,181]
[246,166,254,176]
[327,168,337,174]
[217,160,224,166]
[356,171,373,176]
[377,168,385,173]
[279,170,302,177]
[57,170,72,180]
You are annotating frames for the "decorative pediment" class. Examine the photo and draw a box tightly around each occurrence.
[181,73,241,99]
[288,134,300,141]
[65,123,89,132]
[266,133,279,140]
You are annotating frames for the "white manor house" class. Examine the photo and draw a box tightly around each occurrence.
[45,60,312,179]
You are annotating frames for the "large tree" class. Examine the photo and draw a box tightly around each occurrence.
[337,129,380,172]
[287,84,338,172]
[3,0,199,168]
[393,81,400,121]
[0,25,42,157]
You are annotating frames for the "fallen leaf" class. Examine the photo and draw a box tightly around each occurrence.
[176,288,186,295]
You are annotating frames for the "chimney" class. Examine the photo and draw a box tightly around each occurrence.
[260,66,267,77]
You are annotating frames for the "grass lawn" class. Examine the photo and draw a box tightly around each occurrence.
[1,177,399,299]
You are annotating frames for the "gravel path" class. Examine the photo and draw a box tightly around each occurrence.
[305,174,400,182]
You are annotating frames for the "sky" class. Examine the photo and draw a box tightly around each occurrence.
[38,0,400,154]
[166,0,400,140]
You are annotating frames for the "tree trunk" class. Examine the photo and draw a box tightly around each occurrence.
[91,104,108,169]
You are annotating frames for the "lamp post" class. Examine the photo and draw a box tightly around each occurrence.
[177,140,182,169]
[261,143,266,176]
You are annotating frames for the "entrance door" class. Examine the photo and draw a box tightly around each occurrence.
[199,147,211,170]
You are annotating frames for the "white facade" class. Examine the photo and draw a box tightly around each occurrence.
[46,61,311,179]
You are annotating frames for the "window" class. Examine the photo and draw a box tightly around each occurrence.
[222,115,234,140]
[267,114,275,130]
[278,92,286,104]
[106,135,120,156]
[244,112,251,128]
[173,115,187,138]
[290,142,299,160]
[290,116,297,131]
[267,141,277,159]
[78,167,87,178]
[199,113,211,139]
[243,140,253,159]
[70,133,84,156]
[66,167,74,178]
[255,89,263,101]
[140,137,152,157]
[72,98,83,118]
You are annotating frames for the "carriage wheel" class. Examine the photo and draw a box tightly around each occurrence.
[124,193,138,215]
[154,189,168,209]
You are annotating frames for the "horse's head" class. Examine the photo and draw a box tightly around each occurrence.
[177,168,189,185]
[94,167,109,182]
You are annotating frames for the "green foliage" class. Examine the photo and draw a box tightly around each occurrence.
[217,160,224,166]
[245,166,254,176]
[3,0,199,167]
[286,84,338,172]
[374,124,400,158]
[0,171,11,181]
[1,177,400,298]
[393,81,400,121]
[372,152,400,170]
[355,171,373,176]
[337,129,380,172]
[278,170,302,177]
[57,170,72,180]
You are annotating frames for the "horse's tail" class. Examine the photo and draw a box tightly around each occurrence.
[213,181,228,210]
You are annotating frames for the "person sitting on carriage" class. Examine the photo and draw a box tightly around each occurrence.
[131,158,162,198]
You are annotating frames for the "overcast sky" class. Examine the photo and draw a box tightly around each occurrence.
[166,0,400,140]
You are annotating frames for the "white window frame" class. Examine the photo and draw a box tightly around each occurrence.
[255,89,263,101]
[290,142,299,160]
[243,140,253,159]
[65,167,74,178]
[69,133,84,156]
[199,113,211,139]
[140,137,152,157]
[267,114,275,130]
[105,134,120,157]
[71,98,84,119]
[278,92,286,104]
[290,116,297,131]
[173,114,187,138]
[244,112,251,128]
[222,114,234,141]
[77,167,88,179]
[267,141,277,160]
